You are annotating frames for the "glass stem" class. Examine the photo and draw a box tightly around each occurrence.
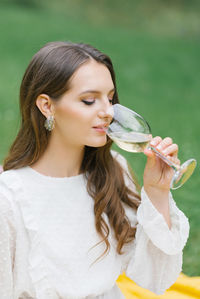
[149,146,180,171]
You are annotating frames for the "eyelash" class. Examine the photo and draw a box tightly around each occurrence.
[82,99,95,105]
[81,98,113,105]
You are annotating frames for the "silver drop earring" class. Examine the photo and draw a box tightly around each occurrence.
[44,115,55,131]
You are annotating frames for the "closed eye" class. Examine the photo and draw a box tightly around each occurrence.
[82,99,95,105]
[82,98,113,105]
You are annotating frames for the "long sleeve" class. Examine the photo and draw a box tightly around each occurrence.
[112,151,190,295]
[0,191,16,299]
[124,187,189,295]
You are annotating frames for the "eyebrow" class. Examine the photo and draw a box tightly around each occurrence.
[78,88,115,96]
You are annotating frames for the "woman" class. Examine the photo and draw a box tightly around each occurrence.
[0,41,189,299]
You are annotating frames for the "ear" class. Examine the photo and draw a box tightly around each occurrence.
[35,94,55,118]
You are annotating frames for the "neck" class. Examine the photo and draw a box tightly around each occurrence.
[31,134,85,178]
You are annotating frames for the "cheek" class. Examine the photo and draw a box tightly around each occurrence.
[55,105,93,130]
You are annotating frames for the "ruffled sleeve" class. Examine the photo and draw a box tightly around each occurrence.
[112,151,190,295]
[0,182,16,299]
[124,187,189,295]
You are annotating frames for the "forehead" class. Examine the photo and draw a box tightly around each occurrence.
[69,59,114,92]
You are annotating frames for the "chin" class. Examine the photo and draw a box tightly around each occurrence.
[87,137,107,148]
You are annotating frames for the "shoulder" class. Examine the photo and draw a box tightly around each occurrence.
[0,169,22,193]
[0,171,17,224]
[0,168,24,211]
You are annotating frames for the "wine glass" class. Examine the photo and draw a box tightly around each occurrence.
[106,104,197,190]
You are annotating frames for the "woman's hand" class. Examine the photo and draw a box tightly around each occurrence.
[142,136,180,229]
[143,136,180,193]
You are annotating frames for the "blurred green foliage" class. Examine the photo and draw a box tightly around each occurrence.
[1,0,200,37]
[0,0,200,276]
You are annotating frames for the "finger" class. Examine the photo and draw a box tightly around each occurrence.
[144,149,157,168]
[144,147,155,158]
[162,143,178,157]
[156,137,173,152]
[150,136,162,147]
[167,156,181,166]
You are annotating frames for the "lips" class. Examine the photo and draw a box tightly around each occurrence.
[93,124,109,132]
[93,124,109,130]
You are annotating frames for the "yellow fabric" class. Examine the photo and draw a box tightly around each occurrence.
[116,273,200,299]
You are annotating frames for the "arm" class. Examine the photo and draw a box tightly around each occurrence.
[115,144,189,294]
[123,188,189,294]
[143,136,180,228]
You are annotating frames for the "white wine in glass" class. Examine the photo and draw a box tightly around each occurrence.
[106,104,197,190]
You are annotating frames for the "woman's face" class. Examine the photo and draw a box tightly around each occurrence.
[52,59,115,149]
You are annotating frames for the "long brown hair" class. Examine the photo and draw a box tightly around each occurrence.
[3,41,140,259]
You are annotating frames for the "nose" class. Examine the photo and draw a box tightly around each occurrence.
[98,103,114,122]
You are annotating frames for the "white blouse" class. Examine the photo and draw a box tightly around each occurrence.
[0,151,189,299]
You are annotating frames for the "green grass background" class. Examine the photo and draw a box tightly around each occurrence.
[0,0,200,276]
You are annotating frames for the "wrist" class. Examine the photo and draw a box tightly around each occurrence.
[144,185,170,204]
[143,186,171,228]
